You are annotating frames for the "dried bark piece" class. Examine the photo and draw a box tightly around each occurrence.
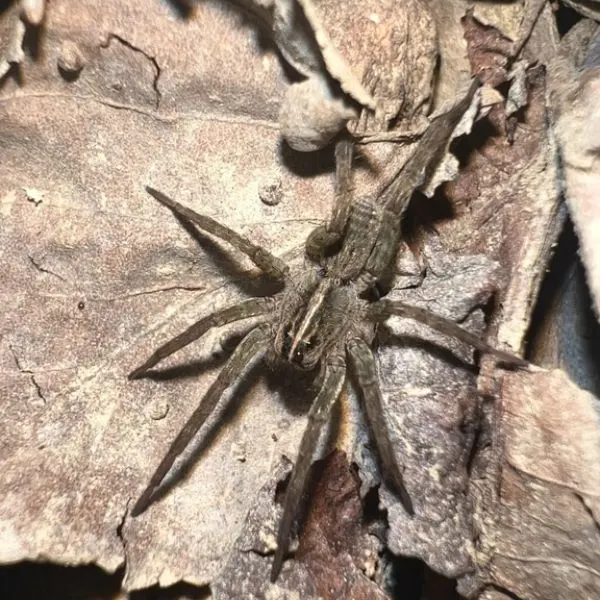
[306,0,438,132]
[461,370,600,600]
[214,452,390,598]
[0,4,26,79]
[276,0,439,149]
[295,451,388,599]
[376,241,507,578]
[280,0,376,109]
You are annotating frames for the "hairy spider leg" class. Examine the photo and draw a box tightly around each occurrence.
[305,139,354,263]
[270,358,347,582]
[368,300,528,367]
[378,78,479,216]
[353,80,481,291]
[132,325,270,517]
[145,186,290,281]
[129,297,273,379]
[347,338,414,514]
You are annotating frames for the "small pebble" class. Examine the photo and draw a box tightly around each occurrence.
[57,40,85,77]
[258,179,283,206]
[147,398,169,420]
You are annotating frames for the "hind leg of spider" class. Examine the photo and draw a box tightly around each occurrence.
[305,139,354,263]
[131,325,270,517]
[270,358,346,582]
[368,299,528,367]
[129,297,274,379]
[146,186,289,280]
[347,338,414,515]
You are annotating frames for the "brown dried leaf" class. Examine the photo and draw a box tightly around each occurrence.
[464,370,600,600]
[214,452,389,598]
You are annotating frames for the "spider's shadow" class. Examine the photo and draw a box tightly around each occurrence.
[170,210,283,298]
[139,337,322,511]
[379,328,522,373]
[379,329,479,375]
[142,352,264,509]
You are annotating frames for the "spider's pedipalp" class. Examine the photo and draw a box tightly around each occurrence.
[129,297,274,379]
[328,138,354,235]
[146,186,290,280]
[368,299,528,368]
[305,139,354,263]
[347,337,414,515]
[131,324,270,517]
[270,358,346,582]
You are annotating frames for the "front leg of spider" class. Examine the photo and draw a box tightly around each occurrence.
[347,338,414,514]
[145,186,290,281]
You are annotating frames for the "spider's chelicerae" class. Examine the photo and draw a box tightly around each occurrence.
[129,80,526,581]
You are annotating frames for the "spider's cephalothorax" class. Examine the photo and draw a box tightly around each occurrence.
[128,80,526,581]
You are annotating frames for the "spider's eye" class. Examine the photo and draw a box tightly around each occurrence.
[294,340,309,363]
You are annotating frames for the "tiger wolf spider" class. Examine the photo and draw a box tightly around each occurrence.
[129,79,526,581]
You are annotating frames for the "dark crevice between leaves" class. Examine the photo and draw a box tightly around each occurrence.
[386,555,462,600]
[0,562,124,600]
[0,560,212,600]
[100,33,162,109]
[554,2,584,37]
[359,478,462,599]
[361,481,388,545]
[8,342,46,405]
[526,217,600,398]
[130,581,211,600]
[0,498,210,599]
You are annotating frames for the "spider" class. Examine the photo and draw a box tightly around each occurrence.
[128,79,526,582]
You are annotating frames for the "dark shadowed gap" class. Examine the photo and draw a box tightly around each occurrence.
[0,563,124,600]
[361,483,463,600]
[387,556,463,600]
[0,561,213,600]
[279,138,336,177]
[130,580,211,599]
[553,2,583,37]
[526,217,600,398]
[163,0,196,19]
